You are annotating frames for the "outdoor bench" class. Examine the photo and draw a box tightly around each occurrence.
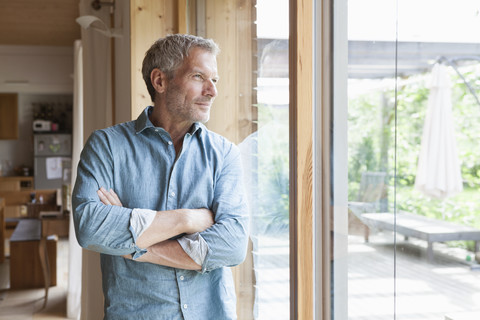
[359,211,480,262]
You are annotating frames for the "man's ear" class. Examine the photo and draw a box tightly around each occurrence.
[150,68,168,94]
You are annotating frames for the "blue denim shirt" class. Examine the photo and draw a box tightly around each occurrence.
[72,106,249,319]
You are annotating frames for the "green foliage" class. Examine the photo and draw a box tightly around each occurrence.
[349,65,480,250]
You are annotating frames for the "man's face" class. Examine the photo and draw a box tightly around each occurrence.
[164,47,219,124]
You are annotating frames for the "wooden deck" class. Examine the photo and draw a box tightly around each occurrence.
[236,232,480,319]
[348,233,480,320]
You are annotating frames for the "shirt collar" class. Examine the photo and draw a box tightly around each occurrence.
[135,106,204,137]
[134,106,154,134]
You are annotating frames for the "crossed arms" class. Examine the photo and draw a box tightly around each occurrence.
[97,187,213,270]
[72,130,249,273]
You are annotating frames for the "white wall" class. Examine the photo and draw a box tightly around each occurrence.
[0,45,74,176]
[0,45,73,94]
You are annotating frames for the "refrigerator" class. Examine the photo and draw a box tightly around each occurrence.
[34,134,72,190]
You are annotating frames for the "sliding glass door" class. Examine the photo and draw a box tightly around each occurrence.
[333,0,480,318]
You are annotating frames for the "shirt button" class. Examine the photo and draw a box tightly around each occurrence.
[170,191,176,197]
[183,304,188,309]
[168,141,173,145]
[180,276,184,281]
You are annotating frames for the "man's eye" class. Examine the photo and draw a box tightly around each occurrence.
[194,74,203,80]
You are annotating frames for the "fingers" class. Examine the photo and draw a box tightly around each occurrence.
[98,187,123,206]
[97,188,111,205]
[108,188,123,206]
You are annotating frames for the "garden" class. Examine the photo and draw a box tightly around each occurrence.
[348,64,480,249]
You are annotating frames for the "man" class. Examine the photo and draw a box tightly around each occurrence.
[72,34,249,320]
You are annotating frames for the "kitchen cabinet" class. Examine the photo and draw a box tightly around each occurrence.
[0,176,33,192]
[0,176,34,219]
[0,93,18,140]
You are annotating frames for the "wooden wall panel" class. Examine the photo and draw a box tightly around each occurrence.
[130,0,178,120]
[178,0,188,34]
[204,0,255,144]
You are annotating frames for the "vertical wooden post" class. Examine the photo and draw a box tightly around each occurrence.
[290,0,314,319]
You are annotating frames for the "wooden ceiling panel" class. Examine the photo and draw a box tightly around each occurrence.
[0,0,81,46]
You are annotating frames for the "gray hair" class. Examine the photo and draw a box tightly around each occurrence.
[142,34,220,102]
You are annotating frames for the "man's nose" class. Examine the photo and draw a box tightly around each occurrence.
[203,79,218,98]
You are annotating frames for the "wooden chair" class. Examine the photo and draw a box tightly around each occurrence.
[9,219,57,309]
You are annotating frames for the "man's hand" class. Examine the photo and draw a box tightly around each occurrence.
[97,187,123,206]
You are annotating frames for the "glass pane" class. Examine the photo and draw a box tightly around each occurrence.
[254,2,290,318]
[341,0,480,319]
[346,1,398,319]
[395,1,480,319]
[239,0,290,319]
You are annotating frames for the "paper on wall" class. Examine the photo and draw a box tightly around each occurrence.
[46,157,63,180]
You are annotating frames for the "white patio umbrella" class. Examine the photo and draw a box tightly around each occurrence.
[415,63,463,200]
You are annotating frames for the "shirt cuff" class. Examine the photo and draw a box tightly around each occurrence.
[177,233,209,266]
[130,208,156,247]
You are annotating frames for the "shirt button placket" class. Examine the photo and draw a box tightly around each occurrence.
[178,273,190,318]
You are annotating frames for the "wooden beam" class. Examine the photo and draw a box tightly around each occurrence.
[290,0,314,319]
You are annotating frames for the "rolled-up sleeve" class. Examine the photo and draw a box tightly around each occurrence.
[177,233,209,266]
[196,143,250,273]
